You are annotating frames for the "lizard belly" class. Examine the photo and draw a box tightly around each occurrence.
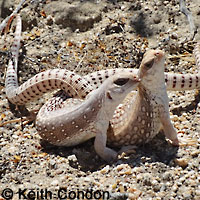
[36,98,98,146]
[107,90,161,147]
[55,122,97,146]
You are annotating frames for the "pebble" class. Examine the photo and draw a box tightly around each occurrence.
[0,0,199,199]
[84,177,93,182]
[162,172,172,181]
[171,33,178,39]
[67,155,77,162]
[51,179,59,186]
[191,150,199,157]
[100,165,110,174]
[12,134,19,139]
[115,164,132,175]
[174,158,189,168]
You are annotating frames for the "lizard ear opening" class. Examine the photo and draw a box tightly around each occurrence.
[114,78,130,86]
[106,91,113,100]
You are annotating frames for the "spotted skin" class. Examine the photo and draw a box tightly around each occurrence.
[84,69,200,91]
[107,89,157,146]
[36,73,140,162]
[5,15,198,160]
[6,68,94,105]
[104,50,180,146]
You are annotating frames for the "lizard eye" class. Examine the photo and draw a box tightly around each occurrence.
[144,58,154,69]
[114,78,129,86]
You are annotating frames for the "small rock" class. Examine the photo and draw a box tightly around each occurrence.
[128,189,142,199]
[100,165,110,174]
[12,134,19,139]
[171,33,178,39]
[162,172,172,181]
[51,179,59,186]
[115,164,132,175]
[153,16,161,24]
[143,173,152,186]
[67,155,77,162]
[84,177,93,182]
[174,158,189,168]
[172,184,178,192]
[191,150,199,157]
[46,15,54,26]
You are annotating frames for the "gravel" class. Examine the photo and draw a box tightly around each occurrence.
[0,0,200,199]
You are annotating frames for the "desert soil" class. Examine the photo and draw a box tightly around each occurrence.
[0,0,200,199]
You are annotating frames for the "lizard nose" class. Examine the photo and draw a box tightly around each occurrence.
[135,78,141,82]
[132,75,140,82]
[154,50,164,60]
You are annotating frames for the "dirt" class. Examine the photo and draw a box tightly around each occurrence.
[0,0,200,199]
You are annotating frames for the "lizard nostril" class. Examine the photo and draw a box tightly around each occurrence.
[155,50,164,59]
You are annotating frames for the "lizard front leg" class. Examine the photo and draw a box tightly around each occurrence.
[159,105,196,146]
[94,120,117,162]
[159,106,179,145]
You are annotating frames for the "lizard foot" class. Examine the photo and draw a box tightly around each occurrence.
[167,135,197,147]
[100,147,118,163]
[118,145,137,159]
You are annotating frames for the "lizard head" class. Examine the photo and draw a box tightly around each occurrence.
[105,72,140,103]
[138,49,165,90]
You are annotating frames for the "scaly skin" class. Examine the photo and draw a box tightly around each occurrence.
[107,50,180,146]
[5,15,197,161]
[36,73,140,162]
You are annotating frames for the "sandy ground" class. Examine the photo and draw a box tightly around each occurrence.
[0,0,200,199]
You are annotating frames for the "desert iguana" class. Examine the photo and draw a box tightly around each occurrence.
[5,15,197,160]
[5,16,142,162]
[36,73,140,162]
[83,49,199,147]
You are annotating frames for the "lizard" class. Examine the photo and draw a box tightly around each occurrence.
[5,14,143,162]
[4,15,197,161]
[83,48,199,147]
[36,50,197,150]
[36,73,140,162]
